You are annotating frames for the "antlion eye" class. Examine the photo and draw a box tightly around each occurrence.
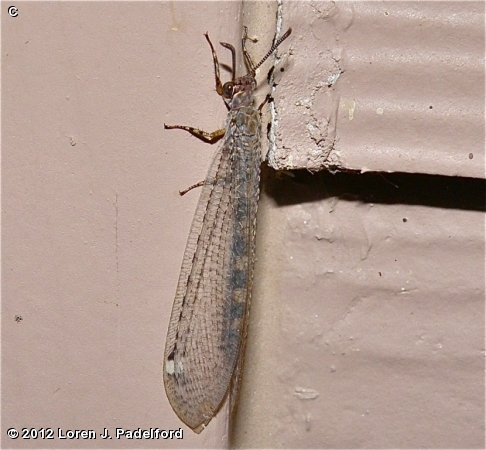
[222,82,234,98]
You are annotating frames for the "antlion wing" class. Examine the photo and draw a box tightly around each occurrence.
[163,114,261,433]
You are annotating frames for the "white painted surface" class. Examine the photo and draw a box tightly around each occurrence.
[272,2,484,177]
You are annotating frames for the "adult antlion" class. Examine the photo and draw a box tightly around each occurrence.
[163,26,292,433]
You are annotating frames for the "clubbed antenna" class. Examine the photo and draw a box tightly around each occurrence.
[254,27,292,72]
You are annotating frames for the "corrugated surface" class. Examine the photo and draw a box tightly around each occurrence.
[235,170,484,448]
[270,2,484,178]
[233,2,485,448]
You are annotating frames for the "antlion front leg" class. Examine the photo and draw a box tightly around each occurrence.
[164,124,226,195]
[163,123,225,144]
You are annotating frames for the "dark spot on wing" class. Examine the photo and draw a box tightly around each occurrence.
[234,200,249,222]
[232,235,247,257]
[220,297,245,356]
[227,298,245,320]
[229,268,247,290]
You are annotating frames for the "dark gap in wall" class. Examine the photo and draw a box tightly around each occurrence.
[262,165,486,213]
